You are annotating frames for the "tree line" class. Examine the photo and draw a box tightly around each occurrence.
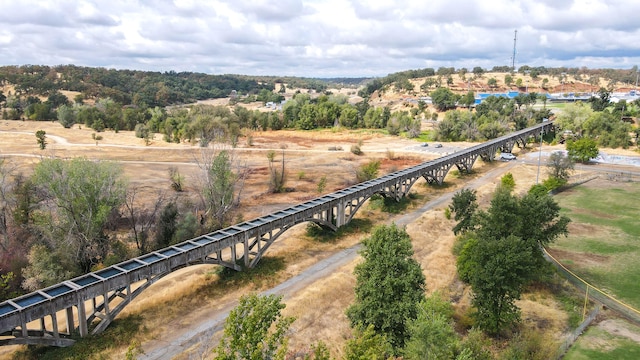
[0,65,334,108]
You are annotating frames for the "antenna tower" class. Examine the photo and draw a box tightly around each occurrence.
[511,30,517,71]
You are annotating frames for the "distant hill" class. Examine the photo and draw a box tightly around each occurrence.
[0,65,356,107]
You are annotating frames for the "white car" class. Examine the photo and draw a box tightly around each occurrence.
[499,153,517,161]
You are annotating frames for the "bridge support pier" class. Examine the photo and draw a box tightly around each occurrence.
[77,301,87,337]
[455,154,479,173]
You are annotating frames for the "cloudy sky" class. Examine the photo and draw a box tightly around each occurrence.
[1,0,639,78]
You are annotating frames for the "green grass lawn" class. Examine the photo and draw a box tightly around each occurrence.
[553,182,640,309]
[564,321,640,360]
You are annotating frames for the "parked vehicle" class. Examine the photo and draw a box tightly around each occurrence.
[499,152,517,161]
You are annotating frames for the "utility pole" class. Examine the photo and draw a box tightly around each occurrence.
[511,30,518,71]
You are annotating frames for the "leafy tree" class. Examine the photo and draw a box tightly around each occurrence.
[346,223,426,353]
[267,149,287,193]
[546,151,574,183]
[343,324,393,360]
[35,130,46,150]
[472,67,485,77]
[28,158,126,281]
[566,137,599,163]
[196,148,245,230]
[554,102,593,136]
[22,244,74,291]
[504,74,513,87]
[487,78,498,89]
[458,328,492,360]
[214,293,294,360]
[431,87,459,112]
[457,186,569,335]
[449,188,478,235]
[154,201,179,249]
[515,78,523,88]
[500,172,515,192]
[589,87,611,111]
[464,233,532,334]
[404,292,459,360]
[47,90,70,108]
[57,104,76,128]
[459,91,476,109]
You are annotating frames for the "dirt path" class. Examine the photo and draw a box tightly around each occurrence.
[138,161,519,359]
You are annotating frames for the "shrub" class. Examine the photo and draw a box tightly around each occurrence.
[350,144,363,155]
[355,160,380,183]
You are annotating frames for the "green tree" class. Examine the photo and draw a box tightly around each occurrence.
[214,294,294,360]
[26,158,126,285]
[464,234,532,334]
[346,223,426,353]
[344,324,393,360]
[449,188,478,235]
[504,74,513,87]
[404,292,459,360]
[57,104,76,128]
[431,87,459,112]
[154,201,179,249]
[487,78,498,89]
[457,186,569,335]
[566,137,599,163]
[589,87,611,111]
[35,130,46,150]
[500,172,515,192]
[459,91,475,109]
[472,67,485,77]
[196,148,244,230]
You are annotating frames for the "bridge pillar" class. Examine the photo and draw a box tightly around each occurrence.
[77,301,88,337]
[243,238,250,267]
[231,243,237,264]
[51,312,59,339]
[455,154,479,173]
[65,307,74,334]
[335,201,346,227]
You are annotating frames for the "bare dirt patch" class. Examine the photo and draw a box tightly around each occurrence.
[547,248,610,268]
[598,318,640,344]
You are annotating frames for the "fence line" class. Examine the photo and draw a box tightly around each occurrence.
[545,171,640,356]
[554,306,600,359]
[544,248,640,325]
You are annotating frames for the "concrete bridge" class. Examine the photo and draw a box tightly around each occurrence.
[0,122,553,347]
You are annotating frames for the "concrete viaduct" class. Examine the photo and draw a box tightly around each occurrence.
[0,121,553,347]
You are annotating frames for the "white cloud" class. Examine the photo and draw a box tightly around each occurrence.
[0,0,639,77]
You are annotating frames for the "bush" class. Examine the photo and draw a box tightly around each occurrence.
[355,160,380,182]
[350,144,363,155]
[444,207,451,219]
[542,177,567,191]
